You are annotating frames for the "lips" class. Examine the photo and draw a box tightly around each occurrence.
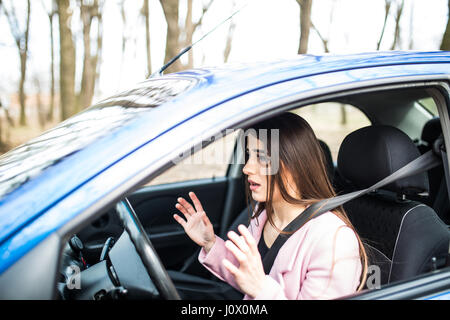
[248,179,261,191]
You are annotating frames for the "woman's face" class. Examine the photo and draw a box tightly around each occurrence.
[243,134,298,203]
[243,134,272,202]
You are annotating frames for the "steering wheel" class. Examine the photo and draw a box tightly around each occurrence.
[115,198,180,300]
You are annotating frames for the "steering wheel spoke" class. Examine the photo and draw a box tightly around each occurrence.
[115,198,181,300]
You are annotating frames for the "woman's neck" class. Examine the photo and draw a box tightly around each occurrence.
[271,200,306,229]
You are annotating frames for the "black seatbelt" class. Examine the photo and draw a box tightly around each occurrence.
[261,149,442,274]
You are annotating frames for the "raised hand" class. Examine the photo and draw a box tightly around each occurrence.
[173,191,216,252]
[222,225,266,298]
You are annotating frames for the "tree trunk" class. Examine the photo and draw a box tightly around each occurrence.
[340,104,347,125]
[185,0,194,69]
[78,0,103,110]
[20,0,30,126]
[224,20,236,63]
[3,0,31,126]
[57,0,77,120]
[47,9,56,122]
[160,0,182,73]
[118,0,127,88]
[79,2,94,111]
[33,75,46,128]
[94,8,103,93]
[143,0,152,76]
[159,0,215,73]
[408,1,414,49]
[297,0,312,54]
[377,0,391,50]
[18,51,27,126]
[441,0,450,50]
[391,0,404,50]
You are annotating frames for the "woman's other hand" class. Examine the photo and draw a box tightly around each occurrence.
[173,191,216,252]
[222,225,266,298]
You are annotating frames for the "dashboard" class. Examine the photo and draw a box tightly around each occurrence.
[57,232,159,300]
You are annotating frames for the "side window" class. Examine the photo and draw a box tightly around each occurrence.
[419,97,438,116]
[292,102,371,162]
[147,130,239,186]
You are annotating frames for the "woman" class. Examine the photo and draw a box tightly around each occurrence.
[173,112,368,300]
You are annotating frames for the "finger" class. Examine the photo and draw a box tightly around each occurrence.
[175,203,191,218]
[238,224,258,253]
[177,197,196,215]
[222,259,241,277]
[173,214,187,229]
[200,210,212,227]
[225,240,247,264]
[227,231,251,254]
[189,191,204,213]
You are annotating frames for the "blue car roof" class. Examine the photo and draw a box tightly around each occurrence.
[1,51,450,263]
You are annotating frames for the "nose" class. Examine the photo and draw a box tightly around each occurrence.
[243,156,256,176]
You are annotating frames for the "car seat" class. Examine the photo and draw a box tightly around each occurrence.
[337,125,450,285]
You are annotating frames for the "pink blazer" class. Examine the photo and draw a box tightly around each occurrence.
[198,209,362,300]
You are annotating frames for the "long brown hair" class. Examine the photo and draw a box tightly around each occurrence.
[243,112,368,292]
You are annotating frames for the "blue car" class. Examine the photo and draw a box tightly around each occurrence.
[0,51,450,300]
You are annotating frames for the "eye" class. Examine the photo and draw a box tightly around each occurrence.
[257,154,270,164]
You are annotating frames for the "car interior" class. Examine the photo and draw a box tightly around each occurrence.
[58,85,450,300]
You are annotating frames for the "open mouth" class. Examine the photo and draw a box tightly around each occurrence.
[248,179,261,191]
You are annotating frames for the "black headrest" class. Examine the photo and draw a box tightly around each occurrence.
[337,125,428,195]
[421,117,441,145]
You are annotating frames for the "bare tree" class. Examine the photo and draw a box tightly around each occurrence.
[159,0,215,73]
[0,97,14,152]
[391,0,404,50]
[160,0,182,73]
[223,19,236,63]
[377,0,392,50]
[1,0,31,126]
[117,0,128,88]
[223,0,237,63]
[311,22,329,53]
[184,0,215,69]
[441,0,450,50]
[142,0,152,76]
[408,1,414,50]
[32,74,46,129]
[309,2,348,125]
[78,0,104,111]
[40,0,57,122]
[56,0,76,120]
[296,0,312,54]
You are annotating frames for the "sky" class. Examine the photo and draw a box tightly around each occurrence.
[0,0,448,103]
